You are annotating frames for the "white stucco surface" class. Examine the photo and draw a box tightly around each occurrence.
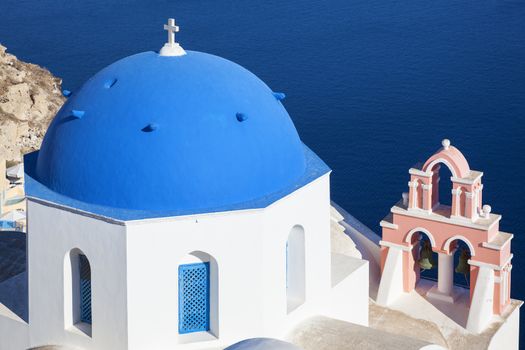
[466,265,494,333]
[3,168,518,349]
[376,245,404,306]
[330,202,381,298]
[0,173,371,350]
[287,315,442,350]
[27,200,129,350]
[489,301,521,350]
[125,174,339,349]
[327,254,368,326]
[0,296,28,350]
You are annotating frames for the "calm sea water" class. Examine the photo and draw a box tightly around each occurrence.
[1,0,525,340]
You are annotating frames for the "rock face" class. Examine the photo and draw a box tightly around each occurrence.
[0,44,65,162]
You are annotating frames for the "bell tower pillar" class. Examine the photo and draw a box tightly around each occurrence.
[428,251,455,302]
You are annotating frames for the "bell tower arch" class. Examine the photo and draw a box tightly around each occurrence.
[377,139,513,334]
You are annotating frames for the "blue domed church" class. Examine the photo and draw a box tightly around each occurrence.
[0,20,369,350]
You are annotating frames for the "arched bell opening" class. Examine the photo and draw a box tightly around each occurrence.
[451,240,472,289]
[432,163,454,208]
[444,237,475,307]
[414,232,439,284]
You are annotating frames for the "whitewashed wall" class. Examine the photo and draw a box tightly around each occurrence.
[125,174,333,350]
[488,303,521,350]
[125,205,265,350]
[260,174,332,336]
[26,201,128,350]
[0,172,372,350]
[0,310,29,349]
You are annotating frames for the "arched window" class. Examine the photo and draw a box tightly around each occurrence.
[178,251,218,336]
[79,254,92,324]
[64,249,92,335]
[179,262,209,334]
[286,225,305,313]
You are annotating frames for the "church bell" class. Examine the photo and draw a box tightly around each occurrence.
[418,240,435,270]
[455,249,471,275]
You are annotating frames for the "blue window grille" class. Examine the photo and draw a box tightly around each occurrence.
[79,254,92,324]
[178,262,210,334]
[0,220,16,229]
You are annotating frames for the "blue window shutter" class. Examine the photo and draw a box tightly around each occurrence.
[79,254,92,324]
[178,262,210,334]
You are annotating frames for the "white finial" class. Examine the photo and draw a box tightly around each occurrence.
[482,205,492,218]
[159,18,186,57]
[442,139,451,150]
[402,192,409,206]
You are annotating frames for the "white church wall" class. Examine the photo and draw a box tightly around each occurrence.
[26,200,129,350]
[259,173,369,331]
[260,174,332,337]
[0,311,29,349]
[125,173,333,350]
[12,171,371,350]
[125,208,266,350]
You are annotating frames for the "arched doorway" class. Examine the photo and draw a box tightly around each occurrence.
[286,225,305,313]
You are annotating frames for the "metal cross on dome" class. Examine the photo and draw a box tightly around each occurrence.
[164,18,179,45]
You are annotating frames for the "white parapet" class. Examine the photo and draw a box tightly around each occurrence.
[376,245,404,306]
[326,254,369,327]
[488,301,522,350]
[466,265,495,333]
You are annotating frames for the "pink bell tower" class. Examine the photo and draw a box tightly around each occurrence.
[376,139,513,334]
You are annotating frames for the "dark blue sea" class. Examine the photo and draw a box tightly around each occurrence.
[1,0,524,342]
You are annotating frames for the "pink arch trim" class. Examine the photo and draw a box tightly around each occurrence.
[422,146,470,178]
[405,227,436,248]
[442,235,476,256]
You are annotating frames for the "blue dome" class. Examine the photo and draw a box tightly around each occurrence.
[33,51,314,214]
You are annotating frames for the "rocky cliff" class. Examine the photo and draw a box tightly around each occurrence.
[0,44,65,162]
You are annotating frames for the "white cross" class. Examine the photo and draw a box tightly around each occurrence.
[164,18,179,45]
[159,18,186,57]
